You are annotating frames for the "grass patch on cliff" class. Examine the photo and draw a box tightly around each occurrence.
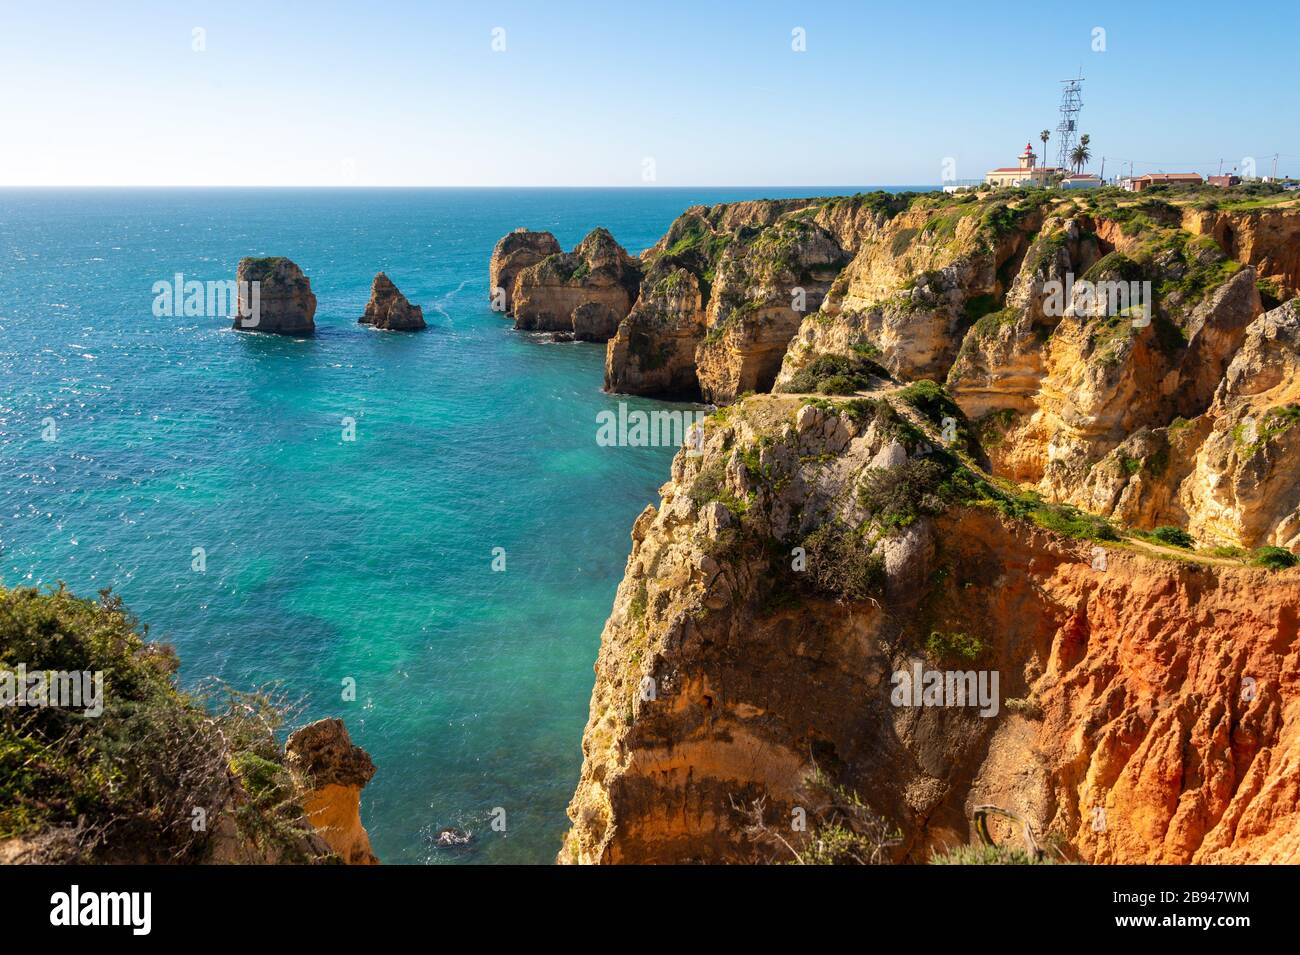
[930,844,1062,865]
[687,455,749,518]
[0,584,320,862]
[1233,404,1300,455]
[950,473,1121,542]
[1130,525,1195,549]
[973,409,1018,449]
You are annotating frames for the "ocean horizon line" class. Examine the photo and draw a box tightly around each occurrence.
[0,183,941,191]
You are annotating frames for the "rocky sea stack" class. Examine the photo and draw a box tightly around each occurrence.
[489,228,563,315]
[285,718,379,865]
[358,272,426,331]
[512,228,643,341]
[232,256,317,335]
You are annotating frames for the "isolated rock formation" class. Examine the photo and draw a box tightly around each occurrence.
[232,256,316,335]
[286,718,379,865]
[358,272,425,330]
[489,229,562,315]
[512,228,642,340]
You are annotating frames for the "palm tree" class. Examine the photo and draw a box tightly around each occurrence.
[1071,134,1092,173]
[1040,129,1050,167]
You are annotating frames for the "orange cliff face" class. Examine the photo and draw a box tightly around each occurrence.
[952,511,1300,864]
[558,395,1300,865]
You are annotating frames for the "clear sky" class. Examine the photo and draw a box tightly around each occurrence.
[1,0,1296,187]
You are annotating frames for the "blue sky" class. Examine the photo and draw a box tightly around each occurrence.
[1,0,1296,186]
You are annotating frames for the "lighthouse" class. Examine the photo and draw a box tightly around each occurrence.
[1019,142,1037,171]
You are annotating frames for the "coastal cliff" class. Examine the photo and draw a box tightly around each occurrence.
[490,183,1300,864]
[559,392,1300,864]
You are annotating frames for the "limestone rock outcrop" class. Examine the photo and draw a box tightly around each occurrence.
[489,229,561,316]
[603,200,855,400]
[286,718,379,865]
[232,256,316,335]
[358,272,425,330]
[512,228,642,340]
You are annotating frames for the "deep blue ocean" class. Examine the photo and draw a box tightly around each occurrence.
[0,186,920,863]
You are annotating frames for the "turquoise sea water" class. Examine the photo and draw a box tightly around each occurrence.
[0,187,920,863]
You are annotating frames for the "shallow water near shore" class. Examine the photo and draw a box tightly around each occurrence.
[0,186,919,862]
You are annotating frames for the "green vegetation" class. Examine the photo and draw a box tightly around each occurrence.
[896,380,970,443]
[962,293,1001,324]
[1251,546,1298,571]
[627,580,649,620]
[890,228,918,256]
[687,454,749,517]
[1029,501,1121,541]
[0,585,320,861]
[818,190,920,221]
[925,630,986,664]
[1205,545,1247,559]
[1256,277,1288,311]
[800,521,885,600]
[858,458,956,530]
[833,397,926,447]
[930,844,1061,865]
[1234,404,1300,454]
[973,409,1018,449]
[779,353,889,395]
[663,217,733,262]
[1081,251,1144,285]
[1148,526,1195,549]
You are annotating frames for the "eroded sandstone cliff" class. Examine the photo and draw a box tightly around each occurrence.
[488,187,1299,863]
[560,392,1300,864]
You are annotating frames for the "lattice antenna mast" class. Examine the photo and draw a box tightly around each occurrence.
[1055,72,1084,171]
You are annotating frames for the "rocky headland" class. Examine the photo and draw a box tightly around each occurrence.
[494,183,1300,864]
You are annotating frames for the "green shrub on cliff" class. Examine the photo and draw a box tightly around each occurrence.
[925,630,986,664]
[780,353,888,395]
[800,521,885,600]
[0,584,319,862]
[858,458,954,530]
[1251,546,1299,571]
